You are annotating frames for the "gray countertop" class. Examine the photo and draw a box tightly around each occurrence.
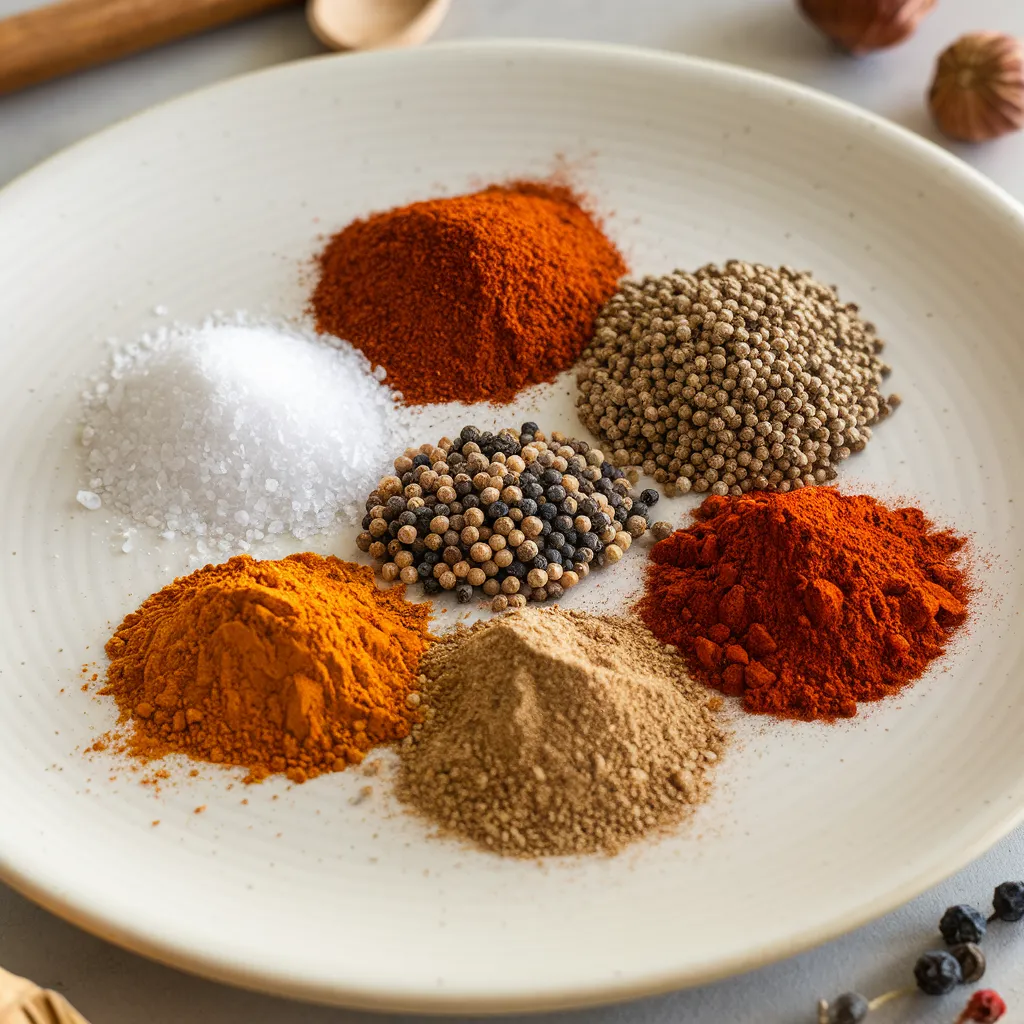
[3,1,1024,1021]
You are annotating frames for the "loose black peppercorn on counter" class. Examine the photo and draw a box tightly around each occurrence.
[355,424,653,609]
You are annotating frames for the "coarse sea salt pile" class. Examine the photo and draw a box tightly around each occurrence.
[78,319,413,554]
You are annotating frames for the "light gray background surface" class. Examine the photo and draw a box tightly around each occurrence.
[2,2,1023,1021]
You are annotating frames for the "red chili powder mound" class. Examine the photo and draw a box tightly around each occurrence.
[638,488,970,721]
[311,181,626,405]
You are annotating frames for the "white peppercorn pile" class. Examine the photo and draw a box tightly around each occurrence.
[397,607,726,858]
[576,261,899,496]
[356,424,658,610]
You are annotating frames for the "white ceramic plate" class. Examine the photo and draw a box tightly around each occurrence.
[1,41,1023,1013]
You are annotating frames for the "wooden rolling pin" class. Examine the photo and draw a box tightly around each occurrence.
[0,0,301,97]
[0,965,90,1024]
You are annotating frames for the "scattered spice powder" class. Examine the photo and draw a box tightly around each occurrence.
[398,607,725,857]
[639,488,970,720]
[312,181,626,405]
[101,553,433,782]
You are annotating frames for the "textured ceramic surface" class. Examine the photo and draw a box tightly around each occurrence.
[0,42,1022,1012]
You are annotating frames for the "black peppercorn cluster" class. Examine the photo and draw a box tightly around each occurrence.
[819,879,1024,1023]
[355,423,656,611]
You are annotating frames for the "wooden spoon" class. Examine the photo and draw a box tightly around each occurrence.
[0,0,450,98]
[0,0,300,97]
[306,0,450,51]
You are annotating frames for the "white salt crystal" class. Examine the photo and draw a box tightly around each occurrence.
[77,316,414,554]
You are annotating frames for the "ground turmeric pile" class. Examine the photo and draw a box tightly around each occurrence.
[102,553,432,782]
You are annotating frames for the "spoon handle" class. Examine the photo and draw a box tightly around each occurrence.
[0,0,301,97]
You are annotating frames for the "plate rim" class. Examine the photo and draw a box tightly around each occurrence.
[3,38,1024,1013]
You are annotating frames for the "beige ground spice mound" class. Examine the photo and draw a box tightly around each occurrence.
[397,608,726,858]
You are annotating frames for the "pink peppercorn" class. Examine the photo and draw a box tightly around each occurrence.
[956,989,1006,1024]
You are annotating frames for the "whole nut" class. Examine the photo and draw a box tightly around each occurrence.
[929,32,1024,142]
[798,0,935,55]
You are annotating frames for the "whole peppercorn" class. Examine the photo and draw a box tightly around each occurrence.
[527,568,549,589]
[955,989,1006,1023]
[516,540,540,563]
[651,521,674,541]
[626,515,648,538]
[992,880,1024,921]
[914,950,962,995]
[828,992,869,1024]
[949,942,986,984]
[521,516,543,538]
[940,904,987,946]
[455,584,473,604]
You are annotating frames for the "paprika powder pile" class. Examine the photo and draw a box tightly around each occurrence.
[311,181,626,405]
[102,553,432,782]
[638,488,970,720]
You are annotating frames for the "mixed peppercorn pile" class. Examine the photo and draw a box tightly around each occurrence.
[356,424,656,611]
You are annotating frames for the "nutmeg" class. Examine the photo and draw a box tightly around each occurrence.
[929,32,1024,142]
[798,0,935,55]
